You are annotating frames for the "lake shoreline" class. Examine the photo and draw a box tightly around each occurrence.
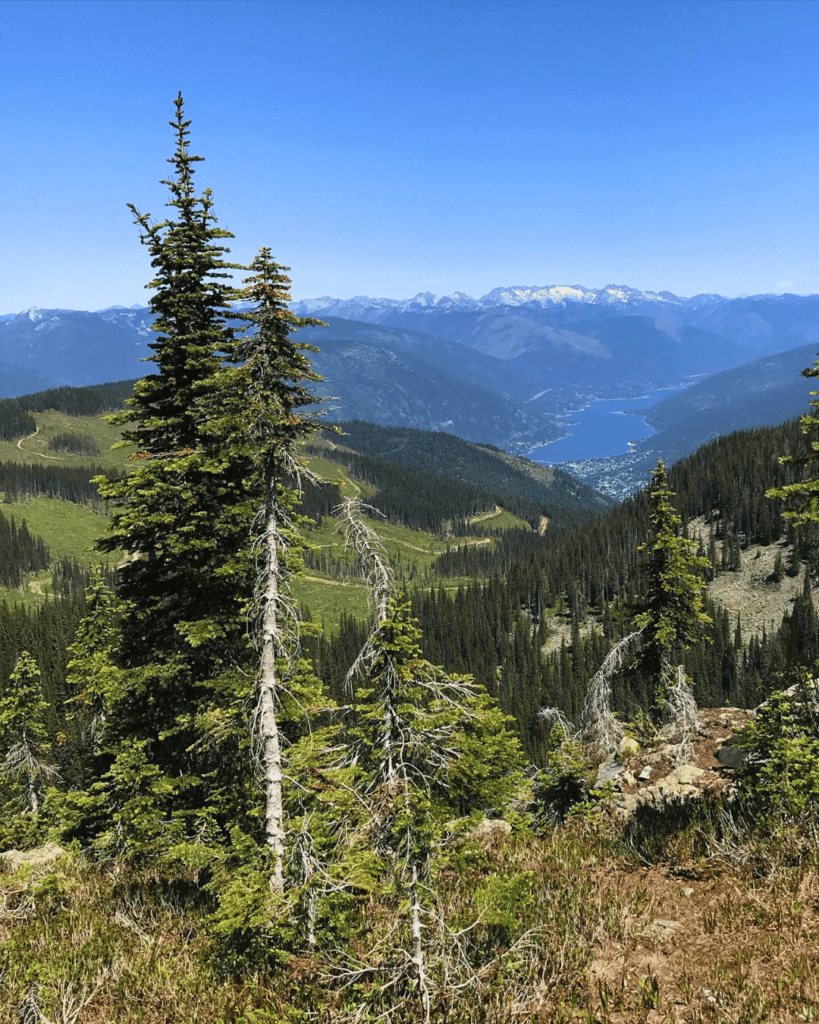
[529,385,688,464]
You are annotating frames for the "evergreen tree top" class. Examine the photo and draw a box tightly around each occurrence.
[116,92,248,455]
[766,356,819,526]
[637,459,712,667]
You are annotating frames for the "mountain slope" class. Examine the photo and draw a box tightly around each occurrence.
[313,420,614,528]
[0,307,153,385]
[4,288,819,482]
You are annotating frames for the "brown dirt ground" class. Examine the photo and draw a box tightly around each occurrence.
[579,860,819,1024]
[525,709,819,1024]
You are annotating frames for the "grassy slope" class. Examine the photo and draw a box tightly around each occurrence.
[1,411,530,621]
[2,813,817,1023]
[0,409,126,471]
[0,412,126,604]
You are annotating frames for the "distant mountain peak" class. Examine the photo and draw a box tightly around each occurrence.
[95,303,147,312]
[289,283,732,317]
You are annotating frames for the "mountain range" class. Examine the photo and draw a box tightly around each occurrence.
[3,285,819,495]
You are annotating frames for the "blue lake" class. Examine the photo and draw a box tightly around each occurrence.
[530,388,686,464]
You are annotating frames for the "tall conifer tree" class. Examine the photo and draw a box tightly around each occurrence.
[636,460,711,711]
[767,349,819,526]
[90,95,259,860]
[0,651,58,820]
[235,249,326,893]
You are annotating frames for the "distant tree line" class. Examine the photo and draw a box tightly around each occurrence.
[0,509,49,587]
[0,380,137,442]
[0,461,126,507]
[47,432,101,457]
[0,401,36,442]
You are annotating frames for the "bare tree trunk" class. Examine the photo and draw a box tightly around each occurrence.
[663,663,699,765]
[28,774,39,816]
[257,481,286,896]
[292,823,319,949]
[409,857,431,1020]
[402,769,431,1021]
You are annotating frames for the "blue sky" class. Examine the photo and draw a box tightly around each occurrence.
[3,0,819,311]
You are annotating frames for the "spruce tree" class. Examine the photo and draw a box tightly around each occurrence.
[767,350,819,526]
[636,460,711,716]
[0,651,58,821]
[88,95,259,861]
[98,92,253,663]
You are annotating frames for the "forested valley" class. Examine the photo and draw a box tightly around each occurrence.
[1,97,819,1023]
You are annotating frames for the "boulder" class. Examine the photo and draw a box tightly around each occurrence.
[594,753,623,788]
[0,843,67,873]
[612,793,639,817]
[666,765,706,786]
[467,818,512,845]
[716,743,747,768]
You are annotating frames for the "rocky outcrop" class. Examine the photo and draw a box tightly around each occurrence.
[591,708,755,819]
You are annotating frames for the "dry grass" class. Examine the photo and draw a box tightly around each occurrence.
[2,812,815,1023]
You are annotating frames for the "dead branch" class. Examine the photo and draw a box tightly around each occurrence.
[579,629,644,759]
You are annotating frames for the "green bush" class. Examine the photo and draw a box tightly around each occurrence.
[532,737,597,825]
[736,679,819,817]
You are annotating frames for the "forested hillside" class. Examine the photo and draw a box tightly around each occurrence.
[299,416,819,764]
[0,380,137,439]
[307,420,611,535]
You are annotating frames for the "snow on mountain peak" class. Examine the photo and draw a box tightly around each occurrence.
[290,285,703,318]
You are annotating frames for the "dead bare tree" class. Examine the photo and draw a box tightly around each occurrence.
[538,706,577,743]
[579,628,644,759]
[334,497,494,1022]
[334,497,394,688]
[250,462,300,895]
[660,664,699,765]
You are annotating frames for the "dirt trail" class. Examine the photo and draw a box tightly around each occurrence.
[16,426,61,461]
[303,575,364,588]
[468,504,503,525]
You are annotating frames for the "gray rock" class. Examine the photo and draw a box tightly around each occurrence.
[619,736,639,756]
[638,766,653,781]
[0,843,66,873]
[612,793,639,816]
[667,765,706,786]
[594,753,623,788]
[716,744,747,768]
